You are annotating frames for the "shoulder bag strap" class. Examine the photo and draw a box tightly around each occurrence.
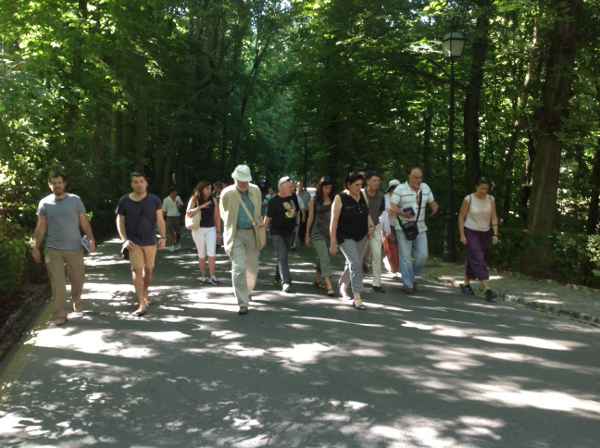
[233,189,257,225]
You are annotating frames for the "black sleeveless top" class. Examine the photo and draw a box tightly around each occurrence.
[336,192,369,244]
[200,198,216,228]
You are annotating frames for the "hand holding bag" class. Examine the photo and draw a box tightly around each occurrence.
[234,190,267,249]
[397,191,422,241]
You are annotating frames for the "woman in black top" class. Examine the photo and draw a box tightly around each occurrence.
[330,172,375,310]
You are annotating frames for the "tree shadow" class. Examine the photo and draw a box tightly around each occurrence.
[1,234,600,446]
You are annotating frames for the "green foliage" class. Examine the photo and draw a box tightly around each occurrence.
[587,234,600,279]
[0,221,45,301]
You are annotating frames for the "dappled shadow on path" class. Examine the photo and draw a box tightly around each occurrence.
[1,236,600,447]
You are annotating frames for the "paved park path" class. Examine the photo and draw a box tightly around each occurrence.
[1,232,600,447]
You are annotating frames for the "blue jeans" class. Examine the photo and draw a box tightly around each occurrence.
[396,229,428,288]
[272,233,294,283]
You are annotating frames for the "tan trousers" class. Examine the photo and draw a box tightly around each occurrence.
[45,248,85,318]
[229,229,260,307]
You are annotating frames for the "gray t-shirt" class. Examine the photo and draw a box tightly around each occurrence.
[37,193,86,251]
[363,189,385,224]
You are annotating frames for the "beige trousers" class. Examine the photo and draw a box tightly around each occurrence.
[229,229,260,307]
[45,248,85,318]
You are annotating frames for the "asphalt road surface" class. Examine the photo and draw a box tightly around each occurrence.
[1,232,599,447]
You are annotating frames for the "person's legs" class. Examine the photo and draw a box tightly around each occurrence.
[230,231,250,307]
[370,223,383,287]
[411,232,429,278]
[272,234,292,283]
[339,237,367,306]
[45,248,68,319]
[243,230,260,296]
[205,227,217,278]
[131,267,146,311]
[194,227,208,279]
[140,245,157,306]
[396,229,415,288]
[174,219,182,246]
[298,217,307,245]
[313,237,333,290]
[63,249,85,312]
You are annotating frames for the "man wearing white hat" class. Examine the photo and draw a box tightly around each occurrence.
[219,165,264,314]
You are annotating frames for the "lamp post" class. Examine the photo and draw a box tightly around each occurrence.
[301,122,310,186]
[441,28,465,263]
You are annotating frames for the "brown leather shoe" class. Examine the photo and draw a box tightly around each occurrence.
[238,306,248,315]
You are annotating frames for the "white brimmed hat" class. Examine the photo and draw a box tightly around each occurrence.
[388,179,400,190]
[231,165,252,182]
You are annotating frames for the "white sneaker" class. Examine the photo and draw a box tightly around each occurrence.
[200,277,208,284]
[210,276,219,285]
[175,243,181,250]
[167,246,175,252]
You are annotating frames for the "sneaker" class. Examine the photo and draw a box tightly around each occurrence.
[461,284,475,295]
[210,276,219,285]
[372,286,386,293]
[485,289,497,301]
[55,316,67,326]
[282,282,292,293]
[175,243,181,250]
[167,246,175,252]
[200,277,208,284]
[274,279,282,286]
[404,287,414,294]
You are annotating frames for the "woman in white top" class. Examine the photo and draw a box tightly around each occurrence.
[457,177,499,300]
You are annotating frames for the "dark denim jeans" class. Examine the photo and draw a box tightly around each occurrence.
[272,233,294,283]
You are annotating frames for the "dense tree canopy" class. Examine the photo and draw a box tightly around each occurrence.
[2,0,600,289]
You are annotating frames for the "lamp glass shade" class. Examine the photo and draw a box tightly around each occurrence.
[301,122,310,134]
[442,31,465,58]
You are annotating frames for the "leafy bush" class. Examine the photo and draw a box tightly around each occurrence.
[587,234,600,279]
[428,220,600,287]
[0,220,46,302]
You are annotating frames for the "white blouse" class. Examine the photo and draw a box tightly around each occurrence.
[464,194,494,232]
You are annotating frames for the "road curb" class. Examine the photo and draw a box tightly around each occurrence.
[421,273,600,328]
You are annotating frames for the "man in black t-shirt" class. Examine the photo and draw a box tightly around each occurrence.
[264,176,300,293]
[116,172,166,316]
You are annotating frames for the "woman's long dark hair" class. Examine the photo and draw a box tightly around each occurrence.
[315,176,335,204]
[193,180,212,204]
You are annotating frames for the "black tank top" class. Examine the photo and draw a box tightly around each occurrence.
[336,192,368,243]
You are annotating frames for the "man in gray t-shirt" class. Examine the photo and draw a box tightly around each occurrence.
[33,172,95,325]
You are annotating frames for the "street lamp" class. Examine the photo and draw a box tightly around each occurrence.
[441,28,465,263]
[301,122,310,186]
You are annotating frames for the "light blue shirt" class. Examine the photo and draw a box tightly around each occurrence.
[236,188,255,229]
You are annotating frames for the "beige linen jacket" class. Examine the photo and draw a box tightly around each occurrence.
[219,183,263,255]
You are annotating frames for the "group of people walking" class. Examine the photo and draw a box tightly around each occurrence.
[32,165,499,323]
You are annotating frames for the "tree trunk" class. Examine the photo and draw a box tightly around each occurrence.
[90,107,105,202]
[587,142,600,235]
[528,0,583,231]
[161,134,177,198]
[134,88,149,171]
[422,106,433,181]
[110,110,122,196]
[463,0,491,192]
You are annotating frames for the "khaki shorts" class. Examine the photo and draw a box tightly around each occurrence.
[129,243,157,270]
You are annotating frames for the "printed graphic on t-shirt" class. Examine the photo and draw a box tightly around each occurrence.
[283,201,296,218]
